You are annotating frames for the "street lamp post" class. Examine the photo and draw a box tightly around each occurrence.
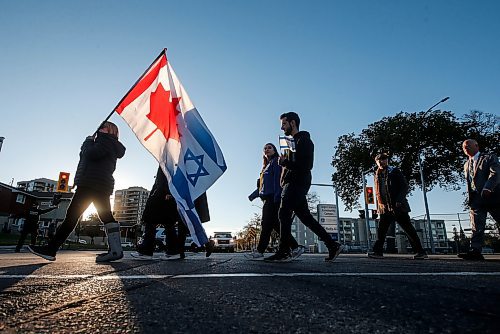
[361,169,372,251]
[418,96,449,254]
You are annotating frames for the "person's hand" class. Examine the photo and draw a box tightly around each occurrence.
[481,189,492,199]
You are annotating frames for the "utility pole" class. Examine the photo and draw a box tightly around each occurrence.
[418,96,449,254]
[361,170,371,251]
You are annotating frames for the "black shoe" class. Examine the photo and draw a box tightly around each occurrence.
[14,248,21,253]
[28,245,56,261]
[179,251,186,259]
[458,250,484,261]
[413,252,429,260]
[325,243,344,262]
[367,252,384,259]
[264,251,292,262]
[205,240,215,257]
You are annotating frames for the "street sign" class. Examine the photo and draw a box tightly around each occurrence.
[317,204,338,234]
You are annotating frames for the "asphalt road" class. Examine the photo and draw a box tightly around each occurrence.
[0,250,499,333]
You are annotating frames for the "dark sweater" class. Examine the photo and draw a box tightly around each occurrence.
[280,131,314,188]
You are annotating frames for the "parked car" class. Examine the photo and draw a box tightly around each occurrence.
[184,236,197,252]
[482,247,494,254]
[212,232,235,252]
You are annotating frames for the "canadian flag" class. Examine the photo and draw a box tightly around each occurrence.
[115,49,227,246]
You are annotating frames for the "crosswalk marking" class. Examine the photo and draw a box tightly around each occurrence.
[0,272,499,280]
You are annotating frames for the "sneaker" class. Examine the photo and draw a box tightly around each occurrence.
[28,245,56,261]
[458,250,484,261]
[264,251,292,262]
[130,251,154,260]
[291,245,306,259]
[160,253,183,261]
[367,252,384,259]
[244,251,264,260]
[413,252,429,260]
[325,243,344,262]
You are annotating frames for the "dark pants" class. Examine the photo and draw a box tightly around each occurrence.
[469,199,500,251]
[165,221,189,255]
[257,198,298,253]
[373,211,424,254]
[16,222,38,251]
[138,195,185,255]
[278,183,335,252]
[49,186,115,252]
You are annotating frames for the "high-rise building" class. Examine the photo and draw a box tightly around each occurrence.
[113,187,150,227]
[17,178,57,192]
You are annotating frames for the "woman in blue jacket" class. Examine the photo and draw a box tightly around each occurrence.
[247,143,302,259]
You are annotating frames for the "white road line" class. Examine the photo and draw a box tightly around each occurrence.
[0,272,499,280]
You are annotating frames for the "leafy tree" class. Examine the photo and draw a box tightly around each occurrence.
[332,110,499,211]
[80,213,104,245]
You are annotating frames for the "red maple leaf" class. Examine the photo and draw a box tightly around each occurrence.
[144,83,181,142]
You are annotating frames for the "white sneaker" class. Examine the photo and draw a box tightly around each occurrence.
[244,251,264,260]
[291,245,306,259]
[130,251,154,260]
[160,253,182,261]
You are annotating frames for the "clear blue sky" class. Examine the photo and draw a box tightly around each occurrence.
[1,0,499,237]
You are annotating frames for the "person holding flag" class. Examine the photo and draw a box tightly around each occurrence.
[114,49,226,249]
[29,121,126,262]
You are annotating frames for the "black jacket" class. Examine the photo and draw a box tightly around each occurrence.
[142,167,210,225]
[74,133,126,195]
[280,131,314,188]
[374,166,411,213]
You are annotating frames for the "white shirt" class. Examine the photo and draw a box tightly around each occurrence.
[470,151,480,173]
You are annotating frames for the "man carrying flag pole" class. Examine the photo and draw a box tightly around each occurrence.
[114,49,227,247]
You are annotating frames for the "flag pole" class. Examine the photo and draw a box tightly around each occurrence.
[94,48,168,135]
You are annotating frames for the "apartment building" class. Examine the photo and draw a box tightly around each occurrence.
[113,187,150,227]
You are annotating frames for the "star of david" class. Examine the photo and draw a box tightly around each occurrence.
[184,149,209,186]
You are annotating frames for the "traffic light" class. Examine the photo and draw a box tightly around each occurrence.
[358,209,366,219]
[57,172,70,192]
[365,186,374,204]
[371,209,378,220]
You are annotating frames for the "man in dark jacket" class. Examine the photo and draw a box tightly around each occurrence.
[265,112,343,262]
[368,153,427,259]
[29,121,126,262]
[131,166,213,260]
[15,202,57,252]
[459,139,500,260]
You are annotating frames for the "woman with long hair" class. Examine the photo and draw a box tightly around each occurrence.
[247,143,303,259]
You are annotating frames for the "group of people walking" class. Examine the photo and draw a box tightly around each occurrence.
[24,113,499,263]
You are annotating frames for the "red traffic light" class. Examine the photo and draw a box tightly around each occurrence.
[365,186,375,204]
[57,172,70,192]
